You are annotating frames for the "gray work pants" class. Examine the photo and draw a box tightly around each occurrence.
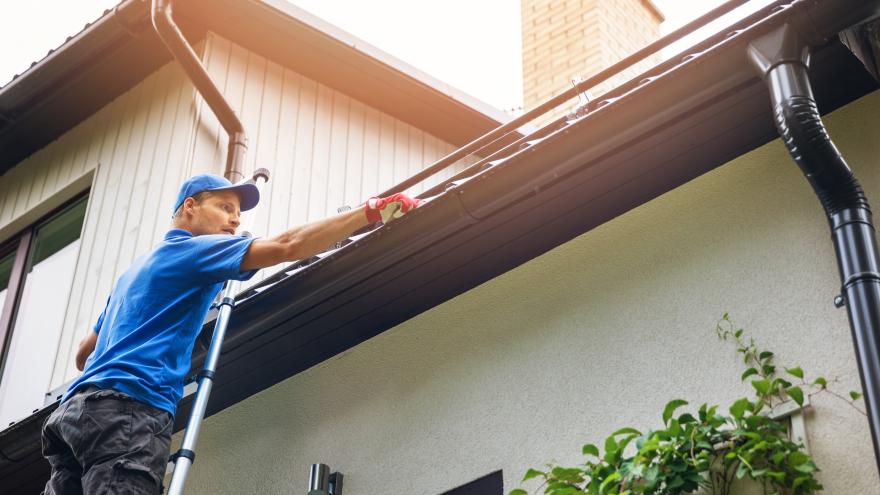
[41,386,173,494]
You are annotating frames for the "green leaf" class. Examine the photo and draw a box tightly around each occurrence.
[599,472,621,495]
[786,366,804,379]
[752,379,772,396]
[550,467,583,482]
[509,490,528,495]
[741,367,759,381]
[730,398,751,420]
[604,435,617,454]
[735,329,744,338]
[522,468,544,482]
[582,443,600,457]
[759,351,774,361]
[663,399,689,425]
[786,386,805,406]
[813,377,827,388]
[678,413,697,424]
[611,427,642,437]
[669,418,681,437]
[794,461,818,474]
[788,451,810,466]
[644,464,660,484]
[851,391,863,401]
[774,378,792,389]
[667,475,685,488]
[766,470,786,481]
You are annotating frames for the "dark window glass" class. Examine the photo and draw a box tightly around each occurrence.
[0,195,88,426]
[28,198,88,268]
[441,471,503,495]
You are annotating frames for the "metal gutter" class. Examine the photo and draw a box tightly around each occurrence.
[380,0,753,199]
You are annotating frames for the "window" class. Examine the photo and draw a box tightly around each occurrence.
[0,194,88,427]
[440,471,503,495]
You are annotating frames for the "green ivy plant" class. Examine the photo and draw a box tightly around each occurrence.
[511,314,865,495]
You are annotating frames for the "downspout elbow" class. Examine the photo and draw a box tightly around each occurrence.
[151,0,247,181]
[747,25,867,219]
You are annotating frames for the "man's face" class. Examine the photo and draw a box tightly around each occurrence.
[188,190,242,236]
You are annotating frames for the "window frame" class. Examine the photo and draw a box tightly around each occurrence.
[0,191,89,377]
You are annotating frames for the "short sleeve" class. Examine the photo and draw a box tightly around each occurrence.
[179,234,258,285]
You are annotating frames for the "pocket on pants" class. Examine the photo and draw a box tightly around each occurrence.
[112,458,162,494]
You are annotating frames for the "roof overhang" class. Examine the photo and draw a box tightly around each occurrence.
[175,0,879,434]
[0,0,176,175]
[174,0,879,431]
[0,0,512,176]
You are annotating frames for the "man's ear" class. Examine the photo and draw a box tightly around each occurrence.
[182,196,197,215]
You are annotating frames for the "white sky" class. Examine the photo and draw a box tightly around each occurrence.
[0,0,774,112]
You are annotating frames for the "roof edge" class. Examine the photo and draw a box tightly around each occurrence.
[642,0,666,23]
[0,0,146,105]
[256,0,513,124]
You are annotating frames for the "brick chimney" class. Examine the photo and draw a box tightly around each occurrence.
[521,0,664,122]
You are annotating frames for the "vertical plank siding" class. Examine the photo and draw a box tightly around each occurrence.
[53,60,202,388]
[192,34,476,287]
[0,32,479,392]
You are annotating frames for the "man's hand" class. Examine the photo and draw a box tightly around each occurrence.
[365,193,421,224]
[241,193,421,271]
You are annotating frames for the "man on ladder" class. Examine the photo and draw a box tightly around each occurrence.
[40,173,419,494]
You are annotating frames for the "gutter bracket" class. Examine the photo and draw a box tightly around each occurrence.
[840,18,880,82]
[112,3,148,38]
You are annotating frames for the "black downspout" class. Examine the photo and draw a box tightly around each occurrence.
[151,0,247,182]
[748,23,880,475]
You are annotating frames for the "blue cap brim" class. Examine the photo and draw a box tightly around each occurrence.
[209,181,260,212]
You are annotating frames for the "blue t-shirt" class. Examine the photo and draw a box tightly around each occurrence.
[63,229,257,416]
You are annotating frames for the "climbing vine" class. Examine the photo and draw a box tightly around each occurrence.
[511,314,864,495]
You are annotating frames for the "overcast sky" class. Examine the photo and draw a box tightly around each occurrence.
[0,0,774,111]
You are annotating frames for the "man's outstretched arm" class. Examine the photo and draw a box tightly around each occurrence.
[241,194,419,271]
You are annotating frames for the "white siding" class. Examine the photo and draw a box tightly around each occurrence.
[0,32,479,392]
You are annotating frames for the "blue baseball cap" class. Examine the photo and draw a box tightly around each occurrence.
[173,174,260,215]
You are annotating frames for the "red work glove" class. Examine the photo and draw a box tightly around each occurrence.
[365,193,421,223]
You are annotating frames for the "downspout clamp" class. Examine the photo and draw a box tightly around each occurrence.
[151,0,247,181]
[748,21,880,475]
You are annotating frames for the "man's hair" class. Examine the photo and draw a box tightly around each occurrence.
[172,190,214,219]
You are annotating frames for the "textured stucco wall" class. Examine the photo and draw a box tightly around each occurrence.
[176,90,880,494]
